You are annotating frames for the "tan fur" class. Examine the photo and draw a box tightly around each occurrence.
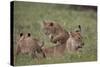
[42,43,66,57]
[66,26,84,52]
[42,20,69,44]
[42,21,84,52]
[16,33,45,58]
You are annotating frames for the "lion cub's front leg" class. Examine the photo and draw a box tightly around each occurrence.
[50,33,65,44]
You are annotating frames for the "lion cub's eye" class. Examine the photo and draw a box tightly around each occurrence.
[78,37,80,39]
[27,33,31,37]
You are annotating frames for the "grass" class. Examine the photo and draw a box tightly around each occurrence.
[13,1,97,66]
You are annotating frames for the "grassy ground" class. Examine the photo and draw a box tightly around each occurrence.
[13,1,97,66]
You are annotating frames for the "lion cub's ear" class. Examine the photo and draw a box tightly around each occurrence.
[49,22,54,26]
[78,25,81,31]
[27,33,31,37]
[20,33,23,37]
[75,25,81,32]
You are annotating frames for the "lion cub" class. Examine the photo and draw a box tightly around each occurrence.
[42,20,69,44]
[66,25,84,52]
[16,33,45,58]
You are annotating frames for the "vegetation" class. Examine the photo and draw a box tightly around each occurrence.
[13,1,97,66]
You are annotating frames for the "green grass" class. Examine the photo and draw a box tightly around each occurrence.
[13,1,97,66]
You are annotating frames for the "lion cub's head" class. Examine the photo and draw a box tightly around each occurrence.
[67,25,84,51]
[42,20,64,36]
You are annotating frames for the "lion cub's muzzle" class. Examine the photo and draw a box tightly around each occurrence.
[78,42,84,48]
